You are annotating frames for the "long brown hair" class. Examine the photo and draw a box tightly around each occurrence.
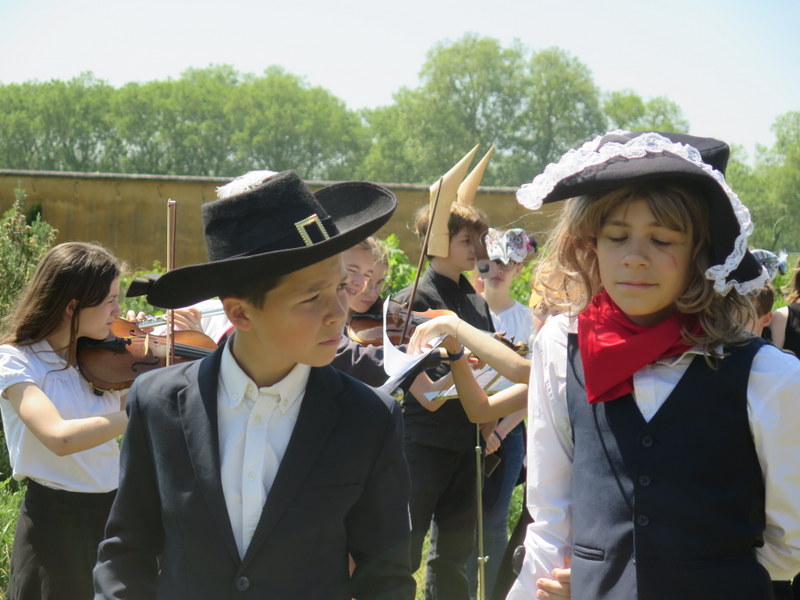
[536,180,753,354]
[1,242,122,363]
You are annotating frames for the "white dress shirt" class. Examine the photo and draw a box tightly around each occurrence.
[508,313,800,598]
[490,300,535,351]
[217,338,309,558]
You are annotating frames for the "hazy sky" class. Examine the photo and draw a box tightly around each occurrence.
[1,0,798,166]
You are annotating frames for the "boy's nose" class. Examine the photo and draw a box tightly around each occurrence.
[329,293,348,325]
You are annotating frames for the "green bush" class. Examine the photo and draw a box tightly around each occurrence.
[384,234,417,297]
[0,187,58,325]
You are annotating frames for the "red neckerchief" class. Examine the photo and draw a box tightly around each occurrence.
[577,291,700,404]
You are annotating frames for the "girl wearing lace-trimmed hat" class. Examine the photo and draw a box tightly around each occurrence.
[506,131,800,600]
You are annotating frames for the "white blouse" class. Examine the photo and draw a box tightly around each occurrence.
[508,314,800,597]
[0,341,121,493]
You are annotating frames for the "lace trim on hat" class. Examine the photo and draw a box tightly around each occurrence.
[516,131,768,295]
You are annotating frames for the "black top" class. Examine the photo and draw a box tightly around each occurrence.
[393,267,495,451]
[784,302,800,355]
[332,298,443,388]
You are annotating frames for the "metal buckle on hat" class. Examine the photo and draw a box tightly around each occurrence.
[295,214,331,246]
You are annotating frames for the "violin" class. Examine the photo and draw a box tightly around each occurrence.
[76,317,217,394]
[347,298,455,347]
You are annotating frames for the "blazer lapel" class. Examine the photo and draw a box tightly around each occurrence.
[241,366,341,566]
[180,345,240,563]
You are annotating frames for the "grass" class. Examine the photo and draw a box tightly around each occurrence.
[412,484,524,599]
[0,479,23,599]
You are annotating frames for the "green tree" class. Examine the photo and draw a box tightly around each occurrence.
[507,47,607,184]
[0,82,43,170]
[228,67,368,180]
[108,66,239,176]
[361,34,526,185]
[740,112,800,251]
[362,37,606,188]
[0,73,114,172]
[604,90,689,133]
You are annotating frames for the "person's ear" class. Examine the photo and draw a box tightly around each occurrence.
[760,311,774,328]
[65,299,78,318]
[221,296,252,332]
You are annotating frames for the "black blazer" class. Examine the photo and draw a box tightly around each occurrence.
[94,345,415,599]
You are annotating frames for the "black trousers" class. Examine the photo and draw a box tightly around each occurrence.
[405,439,478,600]
[9,480,115,600]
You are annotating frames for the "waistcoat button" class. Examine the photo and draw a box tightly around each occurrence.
[638,474,652,487]
[235,576,250,591]
[641,435,654,448]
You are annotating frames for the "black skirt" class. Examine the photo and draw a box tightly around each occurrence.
[8,480,115,600]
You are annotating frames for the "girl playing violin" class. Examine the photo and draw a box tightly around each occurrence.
[332,236,447,387]
[330,236,395,386]
[0,241,128,600]
[342,236,389,317]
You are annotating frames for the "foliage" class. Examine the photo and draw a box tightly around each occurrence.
[604,90,690,133]
[230,67,370,180]
[0,40,798,250]
[0,187,58,326]
[383,234,418,296]
[119,261,167,318]
[361,37,607,187]
[361,34,526,185]
[506,47,606,183]
[509,259,535,307]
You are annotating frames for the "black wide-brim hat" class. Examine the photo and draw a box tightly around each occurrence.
[130,171,397,308]
[516,131,767,295]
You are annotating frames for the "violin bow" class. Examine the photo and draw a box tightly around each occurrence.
[398,178,443,343]
[165,199,177,366]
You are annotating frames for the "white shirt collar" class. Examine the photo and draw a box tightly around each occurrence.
[219,336,310,413]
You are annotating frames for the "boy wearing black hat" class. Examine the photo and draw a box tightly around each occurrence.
[94,171,415,600]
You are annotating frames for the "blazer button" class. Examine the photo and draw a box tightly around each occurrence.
[638,474,652,487]
[235,576,250,591]
[640,434,654,448]
[636,514,650,527]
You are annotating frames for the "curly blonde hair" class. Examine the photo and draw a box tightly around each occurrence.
[536,180,753,354]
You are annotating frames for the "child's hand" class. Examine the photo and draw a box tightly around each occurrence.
[170,307,204,332]
[479,421,498,449]
[407,315,458,355]
[536,557,571,599]
[484,429,501,455]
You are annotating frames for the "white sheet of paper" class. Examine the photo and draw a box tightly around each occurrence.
[378,299,444,394]
[422,364,513,401]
